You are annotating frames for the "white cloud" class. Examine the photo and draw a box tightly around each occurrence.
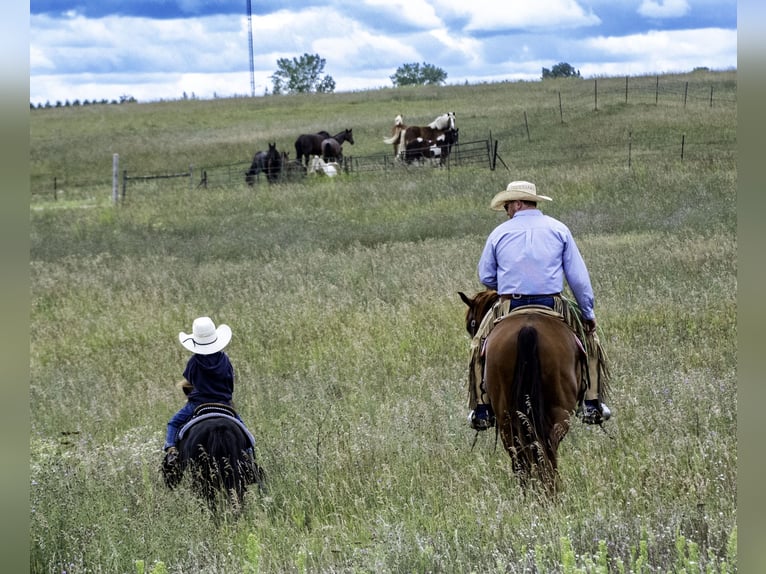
[637,0,690,19]
[361,0,442,28]
[585,27,737,72]
[436,0,600,32]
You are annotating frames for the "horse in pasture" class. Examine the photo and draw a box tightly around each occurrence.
[245,142,282,184]
[295,129,354,166]
[162,403,265,511]
[403,127,459,166]
[321,137,343,163]
[383,114,407,157]
[385,112,457,160]
[245,150,268,185]
[459,290,585,492]
[308,155,341,177]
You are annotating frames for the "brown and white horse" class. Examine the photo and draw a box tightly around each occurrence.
[383,112,456,160]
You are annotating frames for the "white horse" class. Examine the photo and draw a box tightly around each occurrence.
[308,155,341,177]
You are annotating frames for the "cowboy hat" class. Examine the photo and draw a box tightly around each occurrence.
[490,180,552,211]
[178,316,231,354]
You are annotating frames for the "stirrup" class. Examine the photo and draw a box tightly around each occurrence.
[468,406,495,431]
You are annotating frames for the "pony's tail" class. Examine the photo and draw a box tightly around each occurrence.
[207,425,245,495]
[511,326,546,438]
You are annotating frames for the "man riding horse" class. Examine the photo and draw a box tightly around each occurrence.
[467,181,612,431]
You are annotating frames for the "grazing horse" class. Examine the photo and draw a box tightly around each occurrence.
[162,403,265,511]
[245,143,282,185]
[245,150,268,185]
[385,112,457,160]
[308,155,341,176]
[459,290,584,492]
[295,129,354,166]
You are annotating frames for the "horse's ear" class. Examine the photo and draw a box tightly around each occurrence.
[458,291,472,307]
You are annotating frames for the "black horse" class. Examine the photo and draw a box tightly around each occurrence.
[294,129,354,166]
[162,404,265,511]
[245,142,282,185]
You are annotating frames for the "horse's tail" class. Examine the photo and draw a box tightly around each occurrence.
[511,326,547,449]
[206,423,247,500]
[382,128,402,145]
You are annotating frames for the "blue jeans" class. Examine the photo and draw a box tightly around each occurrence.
[164,402,244,450]
[509,295,555,310]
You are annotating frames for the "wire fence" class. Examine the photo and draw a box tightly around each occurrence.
[31,75,736,201]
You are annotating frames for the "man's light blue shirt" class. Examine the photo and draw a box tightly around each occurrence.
[477,209,595,319]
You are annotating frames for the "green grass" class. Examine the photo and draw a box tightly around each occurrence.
[30,71,736,573]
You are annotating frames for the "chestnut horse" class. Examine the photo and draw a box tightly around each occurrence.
[460,290,584,491]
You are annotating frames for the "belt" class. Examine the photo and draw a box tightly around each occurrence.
[500,293,559,300]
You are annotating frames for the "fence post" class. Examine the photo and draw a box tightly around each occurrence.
[628,131,632,169]
[681,134,685,160]
[655,76,659,105]
[594,79,598,111]
[710,86,714,107]
[558,91,564,123]
[122,170,127,199]
[189,165,194,191]
[112,153,119,204]
[683,82,688,107]
[53,177,58,201]
[523,111,530,142]
[625,76,628,103]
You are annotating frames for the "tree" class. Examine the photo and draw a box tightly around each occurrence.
[390,62,448,87]
[542,62,581,79]
[270,53,336,95]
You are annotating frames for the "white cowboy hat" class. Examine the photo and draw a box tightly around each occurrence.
[490,180,552,210]
[178,316,232,355]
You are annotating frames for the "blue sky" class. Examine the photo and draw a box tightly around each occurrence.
[29,0,737,104]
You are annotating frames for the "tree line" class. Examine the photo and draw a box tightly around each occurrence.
[31,54,581,106]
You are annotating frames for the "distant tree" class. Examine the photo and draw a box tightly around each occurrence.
[390,62,448,87]
[270,53,336,95]
[542,62,581,79]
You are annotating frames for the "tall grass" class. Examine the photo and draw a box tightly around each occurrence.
[30,72,736,572]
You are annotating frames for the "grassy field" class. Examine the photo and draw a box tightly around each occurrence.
[29,70,736,573]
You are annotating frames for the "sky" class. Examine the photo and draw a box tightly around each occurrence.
[29,0,737,105]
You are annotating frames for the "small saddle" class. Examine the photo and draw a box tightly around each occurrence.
[177,402,256,449]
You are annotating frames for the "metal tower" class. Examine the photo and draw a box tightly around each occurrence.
[247,0,255,97]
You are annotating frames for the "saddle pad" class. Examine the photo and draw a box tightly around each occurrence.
[178,412,256,449]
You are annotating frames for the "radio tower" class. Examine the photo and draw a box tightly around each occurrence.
[246,0,255,97]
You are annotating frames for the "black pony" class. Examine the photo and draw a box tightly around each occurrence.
[294,129,354,166]
[162,404,265,511]
[245,142,282,185]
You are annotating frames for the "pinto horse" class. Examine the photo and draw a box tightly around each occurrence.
[162,403,265,511]
[295,129,354,166]
[384,112,456,160]
[459,290,584,492]
[403,127,458,166]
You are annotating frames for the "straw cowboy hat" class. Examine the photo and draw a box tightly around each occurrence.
[178,316,231,354]
[490,180,552,211]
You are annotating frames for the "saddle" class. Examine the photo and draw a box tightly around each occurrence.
[177,402,257,449]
